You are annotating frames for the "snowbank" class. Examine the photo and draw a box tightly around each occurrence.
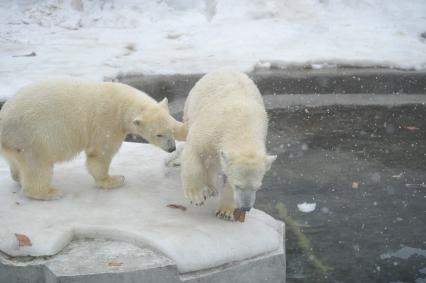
[1,0,425,99]
[0,142,283,273]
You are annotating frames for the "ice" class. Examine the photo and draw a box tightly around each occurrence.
[0,142,283,273]
[1,0,426,99]
[297,202,316,213]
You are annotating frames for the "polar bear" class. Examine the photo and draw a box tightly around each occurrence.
[0,79,186,200]
[181,70,276,220]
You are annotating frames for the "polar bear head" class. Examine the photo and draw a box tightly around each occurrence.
[131,98,177,153]
[220,151,277,211]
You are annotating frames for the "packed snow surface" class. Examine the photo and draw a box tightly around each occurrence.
[1,0,426,100]
[0,142,283,273]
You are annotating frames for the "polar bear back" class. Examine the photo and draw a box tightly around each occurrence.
[0,80,152,162]
[183,70,268,153]
[184,71,264,124]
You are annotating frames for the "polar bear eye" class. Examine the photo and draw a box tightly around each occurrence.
[156,134,164,138]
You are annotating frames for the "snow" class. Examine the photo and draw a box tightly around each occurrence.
[1,0,426,100]
[0,142,283,273]
[297,202,316,213]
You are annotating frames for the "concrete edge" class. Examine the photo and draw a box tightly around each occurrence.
[1,240,286,283]
[113,68,426,103]
[180,220,285,281]
[161,93,426,122]
[181,251,286,283]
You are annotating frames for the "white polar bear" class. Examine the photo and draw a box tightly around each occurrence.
[0,79,186,200]
[181,70,276,220]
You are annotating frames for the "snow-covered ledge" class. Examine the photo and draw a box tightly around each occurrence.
[0,142,285,282]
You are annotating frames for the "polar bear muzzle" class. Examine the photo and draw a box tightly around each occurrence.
[149,133,176,153]
[164,138,176,153]
[234,187,256,211]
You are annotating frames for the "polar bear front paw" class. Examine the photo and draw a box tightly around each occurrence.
[96,175,125,189]
[184,186,210,206]
[215,204,235,221]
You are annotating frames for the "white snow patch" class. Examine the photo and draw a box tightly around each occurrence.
[0,142,283,273]
[297,202,316,213]
[380,246,426,260]
[1,0,426,100]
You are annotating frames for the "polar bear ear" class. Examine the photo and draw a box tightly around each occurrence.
[265,155,277,171]
[159,97,169,110]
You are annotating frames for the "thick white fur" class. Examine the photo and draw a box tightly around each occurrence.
[0,80,186,200]
[181,70,276,220]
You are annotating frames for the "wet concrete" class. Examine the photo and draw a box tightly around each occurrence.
[259,104,426,283]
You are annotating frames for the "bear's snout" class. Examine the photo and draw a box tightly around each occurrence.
[234,188,256,211]
[167,145,176,153]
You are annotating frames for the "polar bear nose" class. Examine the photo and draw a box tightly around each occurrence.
[167,145,176,153]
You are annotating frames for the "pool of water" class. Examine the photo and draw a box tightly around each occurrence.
[258,104,426,283]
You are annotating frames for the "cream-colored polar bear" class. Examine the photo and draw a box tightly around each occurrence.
[181,70,276,220]
[0,79,186,200]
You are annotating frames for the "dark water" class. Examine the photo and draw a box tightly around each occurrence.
[257,105,426,283]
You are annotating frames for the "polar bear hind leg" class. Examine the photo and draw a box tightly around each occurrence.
[8,158,20,183]
[10,162,20,183]
[21,161,62,200]
[6,149,63,200]
[1,145,21,183]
